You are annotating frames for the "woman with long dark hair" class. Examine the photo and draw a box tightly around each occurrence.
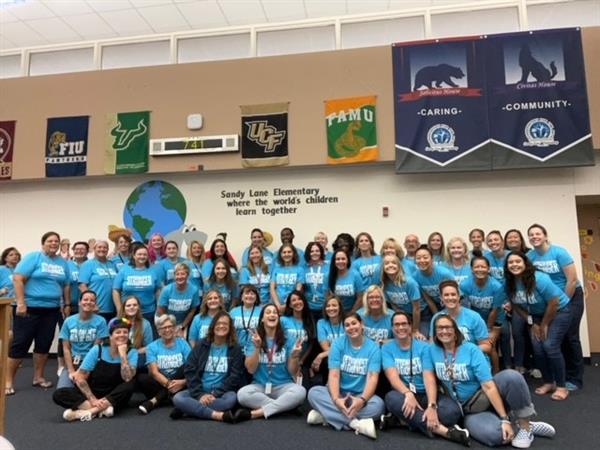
[328,250,362,313]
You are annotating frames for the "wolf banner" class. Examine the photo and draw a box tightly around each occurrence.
[393,36,490,173]
[486,28,593,169]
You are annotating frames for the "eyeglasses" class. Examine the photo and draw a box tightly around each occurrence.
[393,322,411,328]
[436,325,454,331]
[159,325,175,331]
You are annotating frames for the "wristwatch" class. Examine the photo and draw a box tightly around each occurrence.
[427,403,438,410]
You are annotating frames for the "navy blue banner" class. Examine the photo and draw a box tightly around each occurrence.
[486,28,593,169]
[45,116,89,177]
[393,37,491,172]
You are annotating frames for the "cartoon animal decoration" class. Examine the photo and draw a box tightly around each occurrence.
[165,224,208,248]
[413,64,465,90]
[47,131,67,157]
[334,121,366,158]
[518,44,557,83]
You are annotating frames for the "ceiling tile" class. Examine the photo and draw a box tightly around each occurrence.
[346,0,389,15]
[42,0,95,16]
[0,8,19,24]
[87,0,133,12]
[261,0,305,22]
[218,0,266,25]
[137,4,190,32]
[389,0,432,10]
[130,0,173,7]
[27,16,82,43]
[8,0,55,20]
[304,0,346,18]
[0,37,18,50]
[67,12,119,39]
[0,21,47,46]
[100,9,153,35]
[176,0,227,28]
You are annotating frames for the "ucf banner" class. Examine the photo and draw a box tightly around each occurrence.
[394,28,593,173]
[45,116,89,177]
[326,96,379,164]
[240,103,289,168]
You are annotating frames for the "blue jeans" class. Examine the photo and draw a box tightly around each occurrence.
[511,312,528,369]
[500,320,513,370]
[562,287,584,388]
[172,390,237,419]
[307,386,385,431]
[531,308,571,387]
[385,391,461,437]
[464,369,536,447]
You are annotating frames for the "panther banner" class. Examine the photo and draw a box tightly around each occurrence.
[486,28,594,169]
[105,111,150,174]
[393,36,491,173]
[240,103,289,168]
[45,116,89,177]
[325,96,379,164]
[0,120,15,180]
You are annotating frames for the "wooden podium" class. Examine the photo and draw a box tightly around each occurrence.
[0,298,12,435]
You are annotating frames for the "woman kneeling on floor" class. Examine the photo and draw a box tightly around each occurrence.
[306,312,385,440]
[236,304,306,420]
[53,317,137,421]
[137,314,191,414]
[171,311,245,422]
[425,314,556,448]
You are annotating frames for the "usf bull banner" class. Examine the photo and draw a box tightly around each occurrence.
[394,28,593,173]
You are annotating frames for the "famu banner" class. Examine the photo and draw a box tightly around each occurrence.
[240,103,289,168]
[45,116,89,178]
[0,120,15,180]
[393,36,490,173]
[486,28,593,169]
[105,111,150,174]
[326,96,378,164]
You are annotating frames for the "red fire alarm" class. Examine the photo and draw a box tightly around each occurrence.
[383,206,389,217]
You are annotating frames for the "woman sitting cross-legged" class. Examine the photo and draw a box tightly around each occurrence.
[306,312,385,440]
[236,304,307,420]
[425,314,556,448]
[171,311,245,422]
[53,317,138,421]
[382,311,468,445]
[137,314,191,414]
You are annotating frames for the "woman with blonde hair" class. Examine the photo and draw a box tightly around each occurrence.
[357,286,393,344]
[444,237,470,284]
[186,240,206,291]
[188,289,226,347]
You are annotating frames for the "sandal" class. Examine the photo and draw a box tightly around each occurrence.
[534,384,554,395]
[32,379,53,389]
[551,388,569,401]
[4,387,15,396]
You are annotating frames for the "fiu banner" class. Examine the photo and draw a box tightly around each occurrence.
[45,116,89,178]
[240,103,289,168]
[105,111,150,175]
[487,28,593,169]
[325,96,379,165]
[394,28,593,173]
[0,120,15,180]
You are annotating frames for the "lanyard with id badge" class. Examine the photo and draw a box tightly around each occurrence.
[407,341,417,394]
[265,342,278,394]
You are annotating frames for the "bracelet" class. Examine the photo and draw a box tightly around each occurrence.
[501,419,511,425]
[359,396,367,404]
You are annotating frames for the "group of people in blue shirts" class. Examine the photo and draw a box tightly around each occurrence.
[1,223,583,447]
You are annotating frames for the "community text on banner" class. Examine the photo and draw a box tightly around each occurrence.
[326,96,379,165]
[105,111,150,174]
[45,116,89,178]
[0,120,16,180]
[240,103,289,168]
[486,28,594,169]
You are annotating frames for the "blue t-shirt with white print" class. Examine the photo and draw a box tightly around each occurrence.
[357,308,393,342]
[271,265,305,305]
[15,251,70,308]
[304,263,330,312]
[413,265,454,308]
[59,314,109,359]
[353,255,382,291]
[332,269,363,311]
[509,271,570,316]
[146,337,191,378]
[158,282,200,325]
[382,338,430,394]
[460,275,506,323]
[329,335,381,395]
[239,266,272,305]
[430,308,489,344]
[79,259,118,314]
[383,277,424,313]
[527,245,579,292]
[245,337,296,386]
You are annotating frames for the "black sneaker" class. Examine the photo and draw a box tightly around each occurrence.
[169,408,184,420]
[379,413,397,431]
[447,425,471,447]
[233,408,251,423]
[138,400,155,415]
[222,410,235,424]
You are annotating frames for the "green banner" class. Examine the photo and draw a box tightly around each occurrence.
[105,111,149,174]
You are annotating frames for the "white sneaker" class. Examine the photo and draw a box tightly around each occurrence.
[306,409,325,425]
[62,409,93,422]
[529,369,542,379]
[530,421,555,438]
[98,406,114,418]
[511,427,534,448]
[351,418,377,440]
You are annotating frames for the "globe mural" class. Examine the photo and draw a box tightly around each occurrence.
[123,180,187,242]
